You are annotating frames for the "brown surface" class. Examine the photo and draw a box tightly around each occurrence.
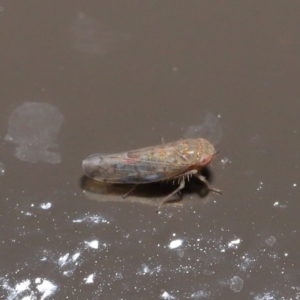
[1,2,300,299]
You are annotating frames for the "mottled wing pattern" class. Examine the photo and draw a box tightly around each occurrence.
[127,142,190,166]
[83,143,190,184]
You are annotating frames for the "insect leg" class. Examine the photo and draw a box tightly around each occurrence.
[197,175,222,194]
[122,184,138,199]
[156,177,185,212]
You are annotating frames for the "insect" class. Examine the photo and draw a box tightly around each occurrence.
[82,138,221,212]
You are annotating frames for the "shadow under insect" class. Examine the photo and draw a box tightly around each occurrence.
[80,166,220,210]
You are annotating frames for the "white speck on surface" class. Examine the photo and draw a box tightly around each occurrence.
[293,183,297,187]
[1,277,57,300]
[230,276,243,292]
[72,252,80,261]
[160,290,176,299]
[1,279,31,300]
[63,270,74,277]
[265,236,276,246]
[257,181,264,191]
[221,157,231,167]
[59,253,70,266]
[191,290,210,298]
[73,214,110,224]
[169,239,183,249]
[228,238,241,249]
[137,263,162,276]
[35,278,42,284]
[84,273,95,284]
[36,279,57,300]
[40,202,51,209]
[0,162,5,175]
[115,272,123,280]
[85,240,99,249]
[273,201,287,208]
[142,264,150,274]
[15,279,31,293]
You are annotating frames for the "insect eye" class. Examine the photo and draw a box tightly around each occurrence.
[199,154,211,165]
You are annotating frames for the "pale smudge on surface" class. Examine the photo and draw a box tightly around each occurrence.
[183,112,222,145]
[230,276,244,293]
[5,102,64,163]
[70,12,129,55]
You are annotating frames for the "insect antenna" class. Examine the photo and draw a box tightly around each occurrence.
[210,151,220,167]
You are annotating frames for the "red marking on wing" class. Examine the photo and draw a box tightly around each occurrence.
[122,157,138,164]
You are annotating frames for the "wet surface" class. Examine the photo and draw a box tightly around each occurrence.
[1,2,300,299]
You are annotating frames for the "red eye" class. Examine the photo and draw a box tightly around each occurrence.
[199,154,211,166]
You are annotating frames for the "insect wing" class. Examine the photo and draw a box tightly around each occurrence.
[83,144,189,184]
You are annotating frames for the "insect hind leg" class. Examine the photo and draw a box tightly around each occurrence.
[197,175,222,194]
[156,177,185,213]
